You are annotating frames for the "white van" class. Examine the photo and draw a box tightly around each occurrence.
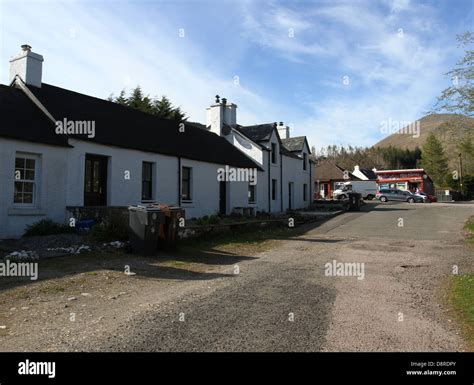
[333,181,378,200]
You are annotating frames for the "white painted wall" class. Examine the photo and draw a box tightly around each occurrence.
[0,138,69,238]
[69,140,255,219]
[0,137,260,238]
[259,131,282,213]
[226,129,263,165]
[66,139,180,207]
[180,158,220,218]
[0,98,314,238]
[279,140,313,211]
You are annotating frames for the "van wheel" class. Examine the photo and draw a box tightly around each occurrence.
[407,197,415,203]
[380,196,388,202]
[366,194,374,200]
[338,194,347,200]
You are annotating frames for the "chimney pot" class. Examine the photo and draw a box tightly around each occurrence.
[222,98,227,105]
[21,44,32,52]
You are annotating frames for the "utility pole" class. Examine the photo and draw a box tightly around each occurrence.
[459,153,464,197]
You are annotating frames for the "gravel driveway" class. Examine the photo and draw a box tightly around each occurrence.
[80,202,474,352]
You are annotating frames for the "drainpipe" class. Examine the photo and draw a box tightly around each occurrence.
[280,152,283,212]
[178,157,181,206]
[309,160,312,203]
[267,149,271,213]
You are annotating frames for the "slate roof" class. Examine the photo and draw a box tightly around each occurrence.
[281,136,306,152]
[236,124,310,160]
[0,84,70,147]
[186,121,207,130]
[0,83,262,170]
[280,145,301,159]
[357,168,377,180]
[314,160,361,181]
[236,123,275,142]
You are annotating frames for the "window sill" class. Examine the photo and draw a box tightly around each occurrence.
[8,208,46,216]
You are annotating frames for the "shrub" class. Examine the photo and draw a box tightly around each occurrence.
[208,215,220,225]
[192,215,221,226]
[24,219,74,236]
[89,211,128,242]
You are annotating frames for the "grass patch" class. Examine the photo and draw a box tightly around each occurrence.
[466,221,474,233]
[38,282,65,294]
[465,216,474,244]
[449,273,474,350]
[14,289,30,300]
[162,260,191,268]
[179,222,308,254]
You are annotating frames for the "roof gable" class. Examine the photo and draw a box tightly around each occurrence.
[281,136,305,152]
[315,160,361,181]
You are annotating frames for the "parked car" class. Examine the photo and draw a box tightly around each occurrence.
[414,191,437,202]
[376,189,424,203]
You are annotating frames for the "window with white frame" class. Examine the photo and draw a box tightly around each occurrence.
[14,154,39,206]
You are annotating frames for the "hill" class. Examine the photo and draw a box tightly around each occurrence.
[374,113,474,171]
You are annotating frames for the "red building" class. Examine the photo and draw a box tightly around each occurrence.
[375,168,435,195]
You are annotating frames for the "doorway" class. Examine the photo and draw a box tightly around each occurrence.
[219,181,227,215]
[84,154,108,206]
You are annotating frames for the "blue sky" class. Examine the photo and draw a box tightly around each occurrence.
[1,0,473,150]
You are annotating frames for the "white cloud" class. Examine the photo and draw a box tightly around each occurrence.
[1,0,461,152]
[240,1,456,149]
[1,1,280,125]
[385,0,412,13]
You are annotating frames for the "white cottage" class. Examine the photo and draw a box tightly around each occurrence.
[204,98,314,213]
[0,45,314,238]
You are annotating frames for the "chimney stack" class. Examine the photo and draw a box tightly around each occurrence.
[206,95,237,136]
[277,122,290,139]
[9,44,44,88]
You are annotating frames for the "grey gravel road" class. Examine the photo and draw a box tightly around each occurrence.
[88,202,474,352]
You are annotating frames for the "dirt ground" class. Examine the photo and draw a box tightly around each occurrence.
[0,237,278,351]
[1,203,473,352]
